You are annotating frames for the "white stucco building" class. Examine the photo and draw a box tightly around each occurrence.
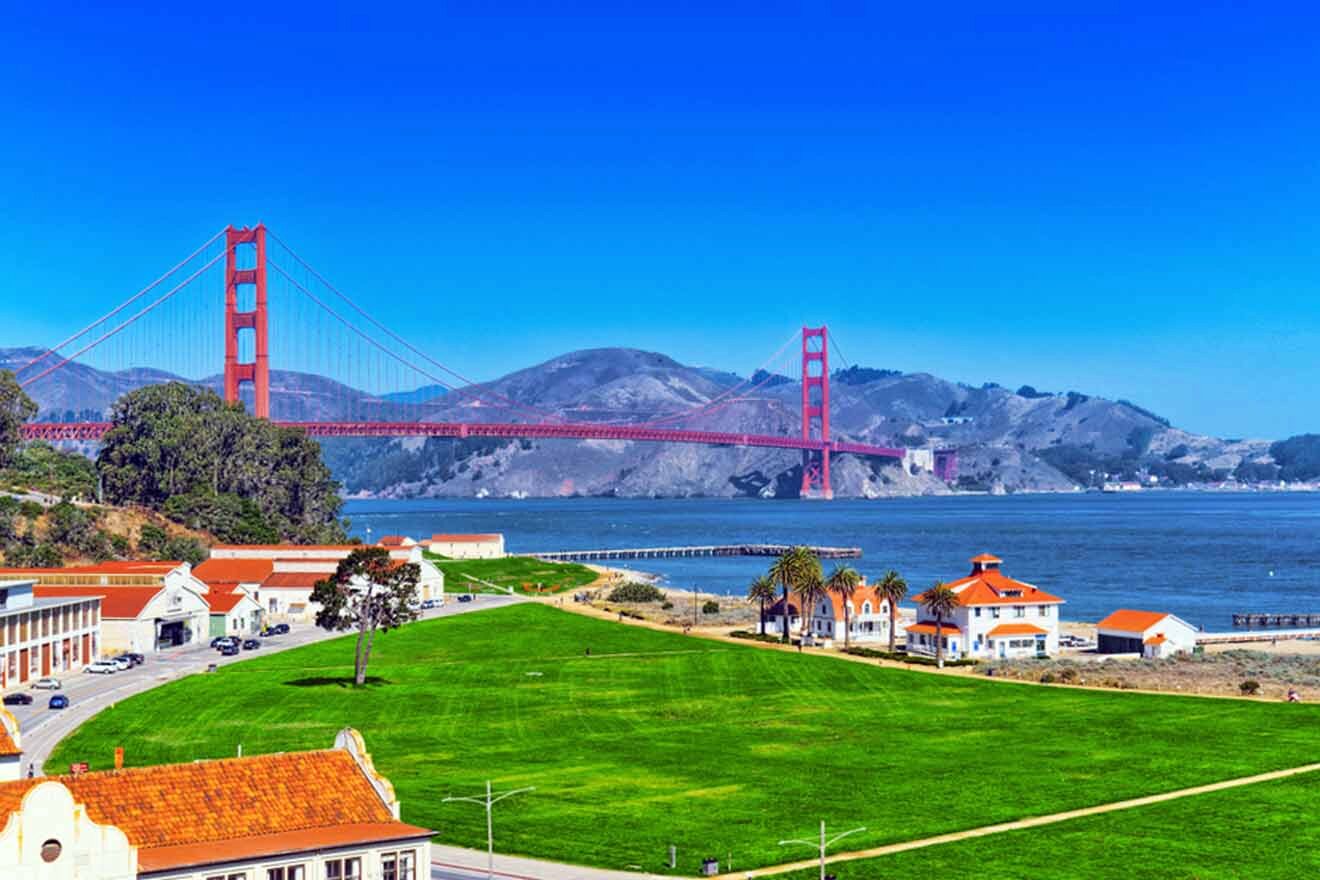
[426,533,505,559]
[1096,609,1198,658]
[906,553,1065,661]
[0,727,430,879]
[0,579,102,687]
[804,584,894,646]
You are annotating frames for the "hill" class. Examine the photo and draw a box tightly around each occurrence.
[5,345,1278,498]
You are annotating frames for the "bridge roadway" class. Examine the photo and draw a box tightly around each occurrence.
[531,543,861,561]
[19,420,908,459]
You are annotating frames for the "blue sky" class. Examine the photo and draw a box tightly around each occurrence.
[1,4,1318,439]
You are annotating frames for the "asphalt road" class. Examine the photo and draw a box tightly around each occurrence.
[8,594,525,775]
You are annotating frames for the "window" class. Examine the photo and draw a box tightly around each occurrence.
[991,608,1001,619]
[268,867,306,880]
[1039,605,1050,616]
[1014,605,1026,618]
[382,851,417,880]
[973,607,981,618]
[325,858,361,880]
[207,873,248,880]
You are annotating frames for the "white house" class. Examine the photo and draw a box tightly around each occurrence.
[804,585,893,646]
[1096,609,1199,658]
[906,553,1065,661]
[426,533,505,559]
[760,596,802,638]
[35,583,209,655]
[0,727,431,880]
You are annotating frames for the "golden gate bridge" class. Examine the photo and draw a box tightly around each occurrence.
[14,225,957,498]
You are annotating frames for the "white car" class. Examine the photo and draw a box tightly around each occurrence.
[84,660,117,675]
[110,656,132,671]
[30,677,61,690]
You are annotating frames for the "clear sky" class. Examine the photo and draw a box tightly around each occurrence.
[1,4,1317,439]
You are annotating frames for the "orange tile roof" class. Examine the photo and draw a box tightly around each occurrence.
[213,544,363,552]
[969,553,1003,564]
[194,558,275,584]
[1097,609,1169,633]
[816,585,890,620]
[986,623,1049,637]
[262,572,326,589]
[206,591,253,613]
[430,533,501,542]
[378,535,410,546]
[137,822,433,872]
[917,569,1064,607]
[1144,634,1168,646]
[906,621,962,636]
[0,710,19,757]
[34,585,152,618]
[0,749,427,871]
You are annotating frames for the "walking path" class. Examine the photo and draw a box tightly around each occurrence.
[431,845,663,880]
[714,761,1320,879]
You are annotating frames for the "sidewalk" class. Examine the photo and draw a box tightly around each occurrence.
[431,844,657,880]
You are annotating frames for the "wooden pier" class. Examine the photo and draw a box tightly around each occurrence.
[1231,613,1320,628]
[1198,627,1320,645]
[529,544,862,562]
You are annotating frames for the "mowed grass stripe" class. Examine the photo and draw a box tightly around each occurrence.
[50,604,1320,875]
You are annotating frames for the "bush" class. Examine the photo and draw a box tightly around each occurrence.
[702,600,720,615]
[728,630,783,644]
[660,601,673,610]
[19,500,43,520]
[1240,679,1262,696]
[842,646,978,667]
[1040,672,1057,684]
[607,582,666,603]
[1057,667,1079,684]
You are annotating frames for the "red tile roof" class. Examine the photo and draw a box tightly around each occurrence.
[969,553,1003,564]
[194,558,275,584]
[986,623,1049,637]
[206,591,252,613]
[35,585,162,616]
[377,535,410,546]
[917,568,1064,607]
[261,572,326,589]
[213,544,363,552]
[815,585,890,620]
[0,710,19,757]
[1097,609,1169,633]
[430,534,501,542]
[906,621,962,636]
[1144,634,1168,646]
[0,749,429,872]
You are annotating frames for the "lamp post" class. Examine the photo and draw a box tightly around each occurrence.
[443,780,535,880]
[778,820,866,880]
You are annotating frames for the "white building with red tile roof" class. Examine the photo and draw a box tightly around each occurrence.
[905,553,1065,660]
[1096,609,1198,658]
[0,579,103,689]
[426,533,505,559]
[0,727,430,879]
[33,581,209,656]
[803,584,894,646]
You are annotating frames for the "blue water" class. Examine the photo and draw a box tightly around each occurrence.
[344,493,1320,628]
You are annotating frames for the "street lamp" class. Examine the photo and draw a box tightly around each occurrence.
[778,820,866,880]
[443,780,535,880]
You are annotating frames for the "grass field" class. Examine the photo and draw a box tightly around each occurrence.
[778,772,1320,879]
[424,553,598,594]
[50,604,1320,875]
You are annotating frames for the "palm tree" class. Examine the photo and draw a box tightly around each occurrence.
[876,570,908,653]
[825,565,862,648]
[768,546,822,643]
[922,581,960,668]
[747,575,776,636]
[794,569,827,640]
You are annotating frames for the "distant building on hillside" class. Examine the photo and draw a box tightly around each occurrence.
[426,533,505,559]
[0,727,431,879]
[906,553,1065,661]
[1096,609,1198,658]
[377,535,417,548]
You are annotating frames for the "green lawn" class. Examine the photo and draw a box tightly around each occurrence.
[50,604,1320,875]
[779,772,1320,879]
[426,553,598,594]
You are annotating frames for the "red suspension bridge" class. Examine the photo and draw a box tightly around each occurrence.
[15,224,957,498]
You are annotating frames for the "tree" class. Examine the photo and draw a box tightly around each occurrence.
[768,546,822,643]
[310,547,420,686]
[825,565,861,648]
[746,575,776,636]
[0,371,37,469]
[922,582,960,669]
[794,569,827,640]
[876,570,908,653]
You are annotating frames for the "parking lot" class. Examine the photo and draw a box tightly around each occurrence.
[7,594,524,775]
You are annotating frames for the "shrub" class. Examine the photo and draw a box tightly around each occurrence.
[702,600,720,615]
[660,601,673,610]
[728,630,783,644]
[18,500,43,520]
[1040,672,1057,684]
[1057,667,1079,684]
[1240,679,1262,696]
[842,647,977,667]
[608,582,666,603]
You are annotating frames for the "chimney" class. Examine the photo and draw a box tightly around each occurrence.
[114,747,124,770]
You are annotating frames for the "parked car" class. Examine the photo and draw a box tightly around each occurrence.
[30,677,61,690]
[48,694,69,710]
[242,638,261,650]
[210,636,228,649]
[124,652,145,666]
[457,594,474,603]
[270,623,290,635]
[420,598,440,610]
[219,643,240,657]
[214,636,240,651]
[84,660,117,675]
[2,692,33,705]
[110,656,132,671]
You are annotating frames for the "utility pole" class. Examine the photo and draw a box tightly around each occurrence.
[443,780,535,880]
[778,820,866,880]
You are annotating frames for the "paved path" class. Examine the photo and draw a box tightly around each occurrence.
[430,845,663,880]
[12,594,525,775]
[715,761,1320,879]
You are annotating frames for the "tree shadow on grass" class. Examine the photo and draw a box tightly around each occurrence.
[282,676,394,688]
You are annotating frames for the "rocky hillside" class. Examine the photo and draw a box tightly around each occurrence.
[5,346,1279,498]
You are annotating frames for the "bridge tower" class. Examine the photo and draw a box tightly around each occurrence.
[800,325,832,499]
[223,224,270,419]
